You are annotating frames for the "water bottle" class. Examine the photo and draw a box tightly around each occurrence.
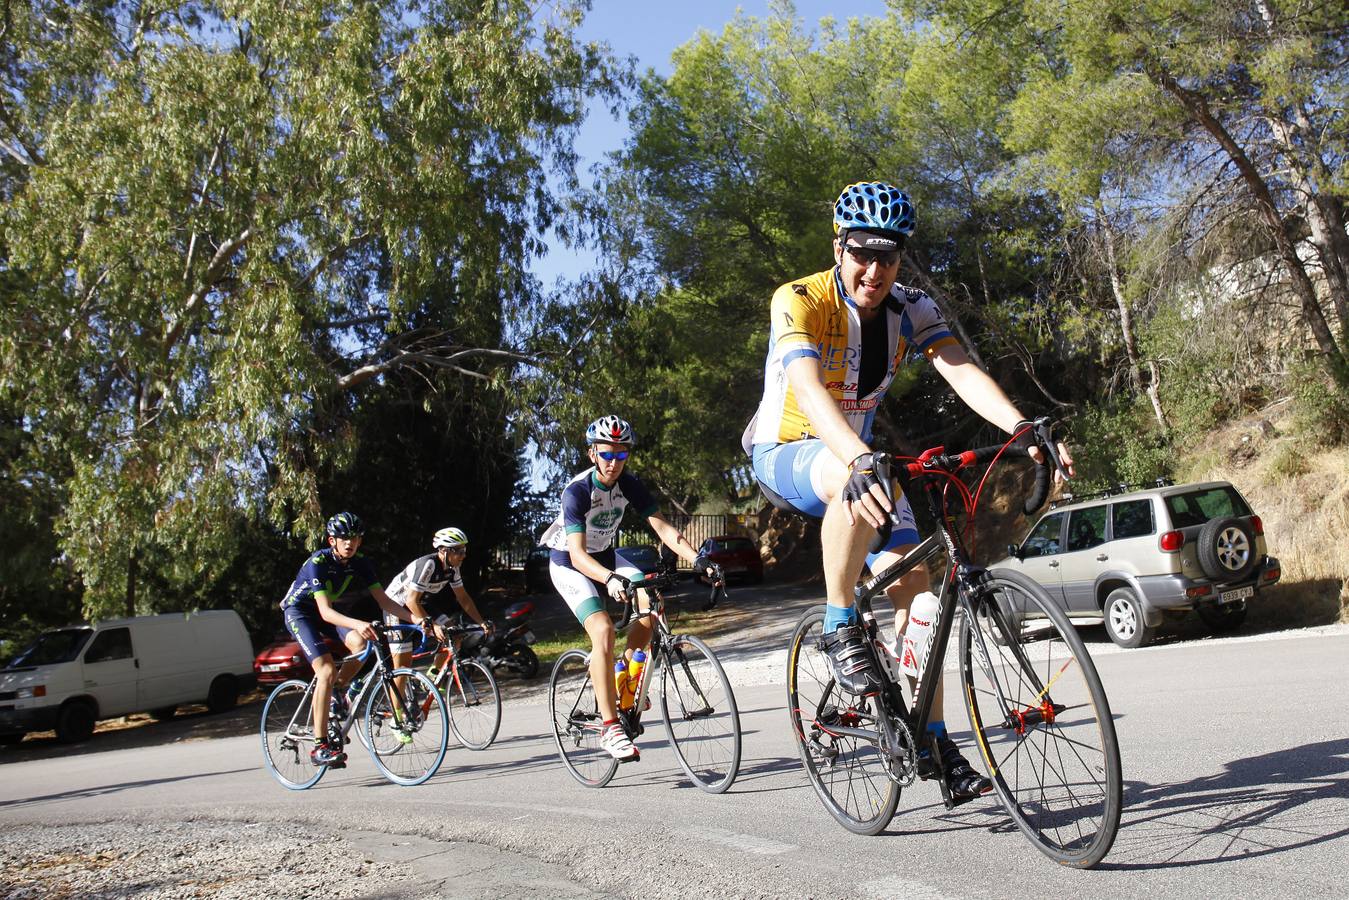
[614,660,631,710]
[625,650,647,706]
[345,675,364,701]
[900,591,940,678]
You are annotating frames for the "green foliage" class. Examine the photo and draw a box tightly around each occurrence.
[1290,362,1349,447]
[1068,402,1172,491]
[0,1,620,627]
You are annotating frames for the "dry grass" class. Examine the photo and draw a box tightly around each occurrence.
[1178,412,1349,626]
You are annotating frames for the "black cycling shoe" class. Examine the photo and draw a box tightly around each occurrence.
[821,624,881,695]
[938,736,991,799]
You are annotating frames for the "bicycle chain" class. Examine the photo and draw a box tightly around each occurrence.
[881,710,918,788]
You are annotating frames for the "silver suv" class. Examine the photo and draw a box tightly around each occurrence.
[991,480,1281,647]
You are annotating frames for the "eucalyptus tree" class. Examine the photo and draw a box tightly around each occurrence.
[0,1,620,618]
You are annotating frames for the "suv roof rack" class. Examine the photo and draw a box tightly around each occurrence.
[1050,477,1175,510]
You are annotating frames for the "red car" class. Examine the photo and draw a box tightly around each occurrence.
[696,535,764,584]
[253,634,339,687]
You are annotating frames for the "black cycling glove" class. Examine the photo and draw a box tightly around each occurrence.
[841,452,888,506]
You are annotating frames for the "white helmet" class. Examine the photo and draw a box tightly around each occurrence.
[585,415,635,446]
[432,527,468,549]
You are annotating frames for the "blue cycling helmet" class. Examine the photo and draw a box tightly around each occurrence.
[833,181,916,237]
[326,511,365,538]
[585,415,636,446]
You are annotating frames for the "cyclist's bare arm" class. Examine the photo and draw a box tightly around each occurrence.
[316,594,377,641]
[371,586,414,624]
[929,344,1076,479]
[449,584,487,628]
[647,514,699,567]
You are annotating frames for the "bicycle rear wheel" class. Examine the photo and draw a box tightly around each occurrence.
[549,649,618,788]
[786,610,899,835]
[659,634,741,794]
[960,569,1123,868]
[362,669,448,786]
[445,659,502,750]
[260,680,325,790]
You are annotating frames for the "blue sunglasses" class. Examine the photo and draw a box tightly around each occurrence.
[596,450,630,461]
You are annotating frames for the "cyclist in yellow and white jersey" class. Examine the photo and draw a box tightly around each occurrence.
[745,181,1073,800]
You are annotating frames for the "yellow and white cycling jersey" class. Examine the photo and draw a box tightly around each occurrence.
[748,267,958,446]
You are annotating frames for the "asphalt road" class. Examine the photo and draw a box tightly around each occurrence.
[2,613,1347,899]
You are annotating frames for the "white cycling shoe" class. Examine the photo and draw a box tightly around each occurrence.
[601,723,639,762]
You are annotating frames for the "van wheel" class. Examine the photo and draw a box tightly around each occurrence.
[1103,588,1153,649]
[149,706,177,721]
[56,701,96,743]
[206,676,239,714]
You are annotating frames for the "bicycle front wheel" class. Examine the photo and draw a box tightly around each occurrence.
[445,659,502,750]
[960,569,1123,868]
[260,680,324,790]
[659,634,741,794]
[549,649,618,788]
[787,610,899,835]
[362,669,448,786]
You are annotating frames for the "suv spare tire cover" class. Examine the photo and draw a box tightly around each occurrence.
[1196,516,1257,582]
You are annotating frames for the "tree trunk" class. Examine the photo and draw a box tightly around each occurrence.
[1150,64,1349,386]
[125,550,138,619]
[1096,214,1169,433]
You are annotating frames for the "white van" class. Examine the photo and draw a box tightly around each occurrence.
[0,610,256,744]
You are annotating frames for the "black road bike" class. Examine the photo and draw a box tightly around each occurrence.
[786,423,1123,868]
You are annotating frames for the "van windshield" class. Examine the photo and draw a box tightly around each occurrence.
[6,629,93,668]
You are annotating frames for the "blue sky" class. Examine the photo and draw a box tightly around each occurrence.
[531,0,891,287]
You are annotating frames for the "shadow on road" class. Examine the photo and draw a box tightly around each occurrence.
[1101,737,1349,869]
[0,695,268,766]
[0,765,258,809]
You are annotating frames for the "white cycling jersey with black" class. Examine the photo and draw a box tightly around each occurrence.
[384,553,462,607]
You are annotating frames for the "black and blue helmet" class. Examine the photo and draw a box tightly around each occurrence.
[326,511,365,538]
[833,181,916,237]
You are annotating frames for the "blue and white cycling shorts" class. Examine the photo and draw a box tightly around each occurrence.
[751,439,920,563]
[549,547,646,626]
[284,608,358,663]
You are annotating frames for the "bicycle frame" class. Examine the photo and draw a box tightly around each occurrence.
[821,453,1060,809]
[279,623,423,747]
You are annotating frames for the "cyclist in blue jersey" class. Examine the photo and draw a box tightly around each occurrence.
[744,181,1074,800]
[280,511,413,767]
[540,415,723,761]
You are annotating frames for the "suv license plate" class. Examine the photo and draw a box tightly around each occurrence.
[1219,586,1254,604]
[523,630,537,644]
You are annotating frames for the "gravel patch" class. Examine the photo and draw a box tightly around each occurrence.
[0,820,419,899]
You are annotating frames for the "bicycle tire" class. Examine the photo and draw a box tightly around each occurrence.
[549,648,618,788]
[260,680,325,790]
[362,669,448,786]
[787,609,899,835]
[445,659,502,750]
[960,569,1123,868]
[659,634,742,794]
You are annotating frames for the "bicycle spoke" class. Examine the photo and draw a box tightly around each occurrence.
[445,660,501,751]
[260,680,325,791]
[549,649,618,788]
[787,610,899,835]
[661,635,741,794]
[961,571,1122,867]
[363,670,448,786]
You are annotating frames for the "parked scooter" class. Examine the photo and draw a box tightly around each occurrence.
[463,601,540,679]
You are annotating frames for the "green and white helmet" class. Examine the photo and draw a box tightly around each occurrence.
[433,527,468,549]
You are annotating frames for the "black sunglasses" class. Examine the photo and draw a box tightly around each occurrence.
[843,243,901,267]
[596,450,630,461]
